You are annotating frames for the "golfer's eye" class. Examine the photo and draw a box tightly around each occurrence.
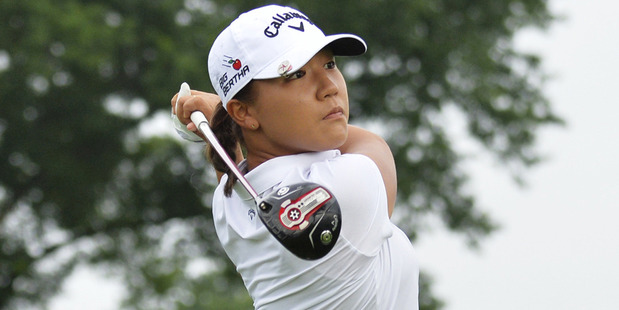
[324,60,336,69]
[286,70,306,80]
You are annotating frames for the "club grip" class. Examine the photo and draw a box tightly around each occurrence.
[190,111,209,128]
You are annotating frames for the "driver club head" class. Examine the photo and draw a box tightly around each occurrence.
[257,182,342,260]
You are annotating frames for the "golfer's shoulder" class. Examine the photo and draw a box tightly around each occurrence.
[329,153,383,182]
[339,152,379,168]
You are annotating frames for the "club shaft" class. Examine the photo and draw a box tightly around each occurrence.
[190,111,260,201]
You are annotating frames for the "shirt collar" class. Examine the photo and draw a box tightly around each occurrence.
[244,150,340,197]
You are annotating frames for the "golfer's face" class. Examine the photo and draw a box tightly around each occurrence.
[249,49,350,155]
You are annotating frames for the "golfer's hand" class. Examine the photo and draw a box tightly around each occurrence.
[171,90,220,134]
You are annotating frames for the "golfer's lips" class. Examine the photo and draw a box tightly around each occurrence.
[324,107,345,120]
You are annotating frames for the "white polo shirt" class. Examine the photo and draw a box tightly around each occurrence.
[212,150,419,309]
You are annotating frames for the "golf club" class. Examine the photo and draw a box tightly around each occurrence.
[178,83,342,260]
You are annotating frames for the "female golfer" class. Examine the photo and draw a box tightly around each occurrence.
[172,4,419,309]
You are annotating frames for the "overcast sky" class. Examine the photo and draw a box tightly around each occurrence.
[417,0,619,309]
[50,0,619,309]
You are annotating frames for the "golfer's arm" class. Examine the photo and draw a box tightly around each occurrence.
[338,125,397,217]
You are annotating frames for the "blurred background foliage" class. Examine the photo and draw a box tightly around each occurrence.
[0,0,560,309]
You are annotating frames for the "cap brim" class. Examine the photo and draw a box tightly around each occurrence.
[254,34,366,80]
[327,34,367,56]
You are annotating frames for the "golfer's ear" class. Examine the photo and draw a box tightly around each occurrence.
[227,99,257,129]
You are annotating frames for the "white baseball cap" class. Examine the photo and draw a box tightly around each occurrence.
[207,4,367,109]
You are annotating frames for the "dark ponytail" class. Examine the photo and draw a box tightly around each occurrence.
[207,82,254,197]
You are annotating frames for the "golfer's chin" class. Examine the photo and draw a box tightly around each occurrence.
[317,125,348,152]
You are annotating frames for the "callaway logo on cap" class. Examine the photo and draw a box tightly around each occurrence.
[207,4,367,109]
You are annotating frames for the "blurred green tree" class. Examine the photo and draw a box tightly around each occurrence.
[0,0,560,309]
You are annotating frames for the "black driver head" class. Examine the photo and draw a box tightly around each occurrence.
[257,182,342,260]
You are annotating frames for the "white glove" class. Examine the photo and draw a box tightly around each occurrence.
[171,82,203,142]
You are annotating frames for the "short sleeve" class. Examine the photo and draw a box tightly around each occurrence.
[309,154,393,256]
